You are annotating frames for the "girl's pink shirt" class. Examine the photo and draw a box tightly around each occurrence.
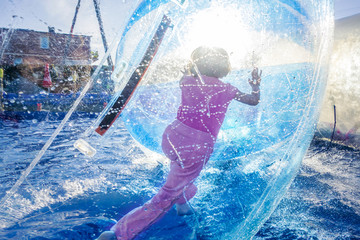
[176,75,239,138]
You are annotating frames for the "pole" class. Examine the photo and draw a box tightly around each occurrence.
[93,0,113,67]
[0,68,4,112]
[63,0,82,64]
[70,0,81,35]
[328,104,337,149]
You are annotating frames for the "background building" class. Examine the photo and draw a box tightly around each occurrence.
[0,27,91,66]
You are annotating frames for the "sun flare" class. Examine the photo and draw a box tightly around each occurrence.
[180,6,256,68]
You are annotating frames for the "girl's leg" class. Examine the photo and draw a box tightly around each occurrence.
[110,161,204,240]
[108,121,215,239]
[176,183,197,205]
[175,183,197,216]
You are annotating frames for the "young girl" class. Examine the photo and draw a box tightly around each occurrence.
[97,46,261,240]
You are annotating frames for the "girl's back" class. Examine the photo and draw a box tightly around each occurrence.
[177,75,238,137]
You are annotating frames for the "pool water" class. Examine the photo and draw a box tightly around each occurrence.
[0,118,358,239]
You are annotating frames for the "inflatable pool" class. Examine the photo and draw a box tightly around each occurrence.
[0,0,334,239]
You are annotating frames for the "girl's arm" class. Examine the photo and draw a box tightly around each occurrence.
[234,68,261,106]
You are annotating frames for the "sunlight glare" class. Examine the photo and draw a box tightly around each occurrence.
[180,6,256,68]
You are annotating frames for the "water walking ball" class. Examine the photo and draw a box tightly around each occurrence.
[110,0,334,238]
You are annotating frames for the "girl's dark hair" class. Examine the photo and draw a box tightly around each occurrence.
[189,46,231,78]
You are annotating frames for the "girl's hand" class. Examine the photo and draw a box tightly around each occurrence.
[248,67,262,87]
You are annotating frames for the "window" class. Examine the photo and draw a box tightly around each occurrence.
[40,36,49,49]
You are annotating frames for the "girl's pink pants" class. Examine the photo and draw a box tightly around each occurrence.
[111,120,215,239]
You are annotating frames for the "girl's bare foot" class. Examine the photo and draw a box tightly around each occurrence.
[176,203,193,216]
[96,231,117,240]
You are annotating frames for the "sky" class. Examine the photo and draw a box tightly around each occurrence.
[1,0,139,57]
[0,0,359,61]
[334,0,360,19]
